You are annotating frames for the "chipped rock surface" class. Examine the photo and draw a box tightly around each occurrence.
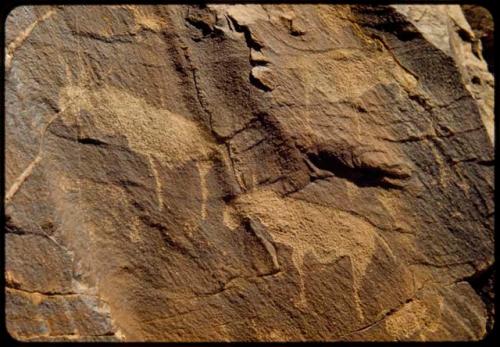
[4,5,494,342]
[393,4,494,143]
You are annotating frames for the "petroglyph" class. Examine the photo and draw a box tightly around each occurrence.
[234,188,379,314]
[197,161,211,220]
[58,86,216,163]
[6,4,494,342]
[124,5,167,33]
[384,298,440,339]
[148,154,163,212]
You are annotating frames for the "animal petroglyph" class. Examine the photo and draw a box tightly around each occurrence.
[6,4,493,342]
[58,85,216,163]
[234,188,383,316]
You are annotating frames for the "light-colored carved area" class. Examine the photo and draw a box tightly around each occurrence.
[5,4,494,342]
[58,86,216,162]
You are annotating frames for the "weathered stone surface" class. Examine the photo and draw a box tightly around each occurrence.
[4,5,494,342]
[393,4,494,143]
[461,5,494,74]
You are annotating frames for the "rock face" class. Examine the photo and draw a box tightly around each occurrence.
[393,4,494,144]
[4,5,494,342]
[461,5,494,75]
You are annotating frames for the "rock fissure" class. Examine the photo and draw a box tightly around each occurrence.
[5,4,494,342]
[306,151,407,190]
[340,297,417,340]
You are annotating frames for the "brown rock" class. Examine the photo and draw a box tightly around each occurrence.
[393,4,494,143]
[461,5,494,74]
[4,4,494,342]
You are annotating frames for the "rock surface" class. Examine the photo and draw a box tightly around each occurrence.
[4,5,494,342]
[461,5,494,75]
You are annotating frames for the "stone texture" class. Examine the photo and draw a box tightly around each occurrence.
[393,4,494,143]
[461,5,494,74]
[4,5,494,342]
